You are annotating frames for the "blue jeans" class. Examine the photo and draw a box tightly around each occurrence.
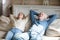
[5,28,29,40]
[6,24,45,40]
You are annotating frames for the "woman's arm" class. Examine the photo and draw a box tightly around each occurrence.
[47,14,57,26]
[30,10,38,24]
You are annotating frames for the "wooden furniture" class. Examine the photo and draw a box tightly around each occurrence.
[12,0,60,6]
[0,0,2,16]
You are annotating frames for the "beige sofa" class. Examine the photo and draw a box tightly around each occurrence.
[12,4,60,37]
[0,5,60,40]
[0,14,60,40]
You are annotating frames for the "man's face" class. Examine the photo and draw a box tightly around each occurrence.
[38,12,47,21]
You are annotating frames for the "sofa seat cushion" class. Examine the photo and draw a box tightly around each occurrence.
[42,36,60,40]
[0,36,60,40]
[0,31,6,39]
[0,15,13,32]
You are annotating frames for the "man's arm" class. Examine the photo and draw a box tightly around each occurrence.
[47,14,57,26]
[30,10,38,24]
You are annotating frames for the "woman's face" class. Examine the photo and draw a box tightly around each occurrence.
[38,12,47,21]
[18,12,24,19]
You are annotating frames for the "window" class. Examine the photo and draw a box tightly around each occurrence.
[2,0,6,4]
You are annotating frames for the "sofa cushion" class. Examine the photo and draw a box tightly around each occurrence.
[0,15,13,32]
[0,36,60,40]
[24,19,31,32]
[42,36,60,40]
[46,19,60,37]
[0,31,6,39]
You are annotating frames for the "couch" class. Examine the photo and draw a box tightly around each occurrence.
[0,5,60,40]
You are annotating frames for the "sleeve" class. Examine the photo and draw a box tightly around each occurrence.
[47,14,57,26]
[30,10,38,24]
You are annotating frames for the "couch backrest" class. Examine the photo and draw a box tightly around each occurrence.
[13,5,60,18]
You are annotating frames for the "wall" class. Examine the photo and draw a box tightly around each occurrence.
[13,5,60,18]
[24,0,43,5]
[49,0,60,6]
[12,0,60,6]
[12,0,24,5]
[12,0,43,5]
[2,0,60,16]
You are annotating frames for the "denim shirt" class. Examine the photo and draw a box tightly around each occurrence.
[30,10,57,30]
